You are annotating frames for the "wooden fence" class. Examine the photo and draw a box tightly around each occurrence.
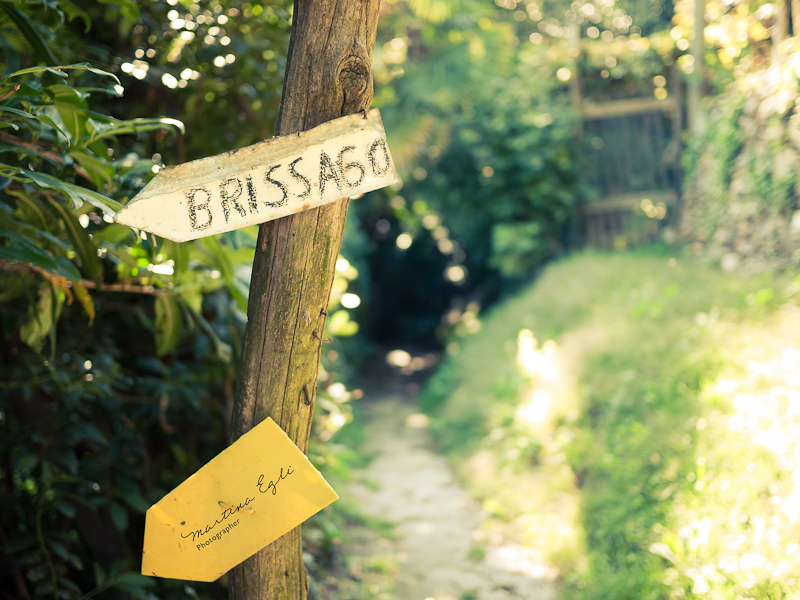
[570,94,682,249]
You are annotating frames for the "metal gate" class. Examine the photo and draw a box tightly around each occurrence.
[572,95,682,249]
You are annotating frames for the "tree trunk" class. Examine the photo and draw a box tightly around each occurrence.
[228,2,381,599]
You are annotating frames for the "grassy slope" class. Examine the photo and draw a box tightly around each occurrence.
[421,248,800,600]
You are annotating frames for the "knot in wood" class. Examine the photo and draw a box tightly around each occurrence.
[338,56,371,113]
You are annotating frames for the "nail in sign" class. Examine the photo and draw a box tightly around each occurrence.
[114,109,399,242]
[141,418,338,582]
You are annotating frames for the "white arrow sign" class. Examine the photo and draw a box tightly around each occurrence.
[114,109,399,242]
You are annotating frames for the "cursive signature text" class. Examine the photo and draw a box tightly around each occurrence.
[180,496,254,542]
[256,465,294,496]
[179,464,295,544]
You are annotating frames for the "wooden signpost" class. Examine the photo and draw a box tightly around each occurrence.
[114,110,397,242]
[132,1,385,597]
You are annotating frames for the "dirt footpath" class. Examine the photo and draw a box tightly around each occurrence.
[344,394,558,600]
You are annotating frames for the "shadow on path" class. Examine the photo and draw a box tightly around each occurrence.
[342,392,558,600]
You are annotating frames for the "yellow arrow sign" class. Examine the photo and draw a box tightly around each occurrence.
[141,418,338,582]
[114,109,399,242]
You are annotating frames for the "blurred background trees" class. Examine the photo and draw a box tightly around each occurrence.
[3,0,800,598]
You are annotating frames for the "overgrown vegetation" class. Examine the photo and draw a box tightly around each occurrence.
[680,54,800,272]
[0,2,360,599]
[361,0,681,344]
[421,249,800,600]
[5,0,800,597]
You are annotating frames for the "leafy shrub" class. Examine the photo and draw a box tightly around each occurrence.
[0,57,235,599]
[680,58,800,269]
[0,2,362,599]
[405,53,582,281]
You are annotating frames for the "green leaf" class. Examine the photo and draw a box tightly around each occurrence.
[69,63,121,84]
[0,63,120,86]
[199,236,234,282]
[0,105,38,121]
[58,576,82,595]
[0,141,59,168]
[71,279,95,324]
[186,304,233,363]
[109,502,128,532]
[20,169,122,214]
[53,500,76,518]
[45,197,103,284]
[69,149,114,190]
[96,0,141,22]
[160,239,190,280]
[115,479,150,512]
[0,228,81,280]
[57,0,92,32]
[112,572,155,599]
[47,84,89,142]
[15,452,38,473]
[0,66,68,85]
[229,277,249,313]
[20,283,61,351]
[52,256,82,281]
[0,2,59,67]
[14,80,46,97]
[92,223,134,245]
[93,563,106,587]
[86,117,185,143]
[5,190,62,239]
[73,86,123,97]
[0,103,40,136]
[33,111,70,141]
[154,294,182,356]
[179,285,203,314]
[47,539,69,560]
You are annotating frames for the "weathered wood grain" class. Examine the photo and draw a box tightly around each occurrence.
[228,1,383,599]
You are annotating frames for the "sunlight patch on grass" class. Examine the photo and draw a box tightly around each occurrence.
[655,304,800,598]
[421,248,800,600]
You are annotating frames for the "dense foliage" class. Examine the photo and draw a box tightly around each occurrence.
[4,0,796,597]
[679,48,800,273]
[0,2,362,599]
[359,2,588,344]
[400,57,581,280]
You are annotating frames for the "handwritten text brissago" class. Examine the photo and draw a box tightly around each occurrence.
[181,466,294,551]
[186,135,391,233]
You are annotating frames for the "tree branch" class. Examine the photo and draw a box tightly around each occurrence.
[0,261,166,296]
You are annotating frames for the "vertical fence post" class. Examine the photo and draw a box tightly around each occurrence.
[793,0,800,36]
[671,62,684,225]
[688,0,705,134]
[772,0,789,66]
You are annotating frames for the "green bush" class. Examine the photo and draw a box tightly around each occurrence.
[0,2,363,598]
[403,52,582,281]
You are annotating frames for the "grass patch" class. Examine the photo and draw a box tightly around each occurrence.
[467,544,487,562]
[306,391,399,599]
[421,248,800,599]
